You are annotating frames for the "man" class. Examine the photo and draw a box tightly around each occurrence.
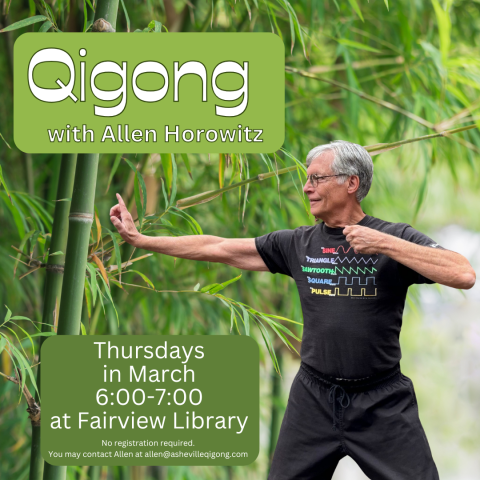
[110,140,476,480]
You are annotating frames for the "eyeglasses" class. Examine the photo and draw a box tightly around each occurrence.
[306,173,349,188]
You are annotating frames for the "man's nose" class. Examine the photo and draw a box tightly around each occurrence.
[303,178,313,193]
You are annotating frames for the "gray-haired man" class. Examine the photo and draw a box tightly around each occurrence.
[110,141,475,479]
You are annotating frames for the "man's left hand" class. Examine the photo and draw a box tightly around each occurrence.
[343,225,388,254]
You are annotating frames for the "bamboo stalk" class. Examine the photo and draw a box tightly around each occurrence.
[54,154,99,335]
[43,1,119,477]
[42,154,100,480]
[176,124,478,209]
[29,154,77,480]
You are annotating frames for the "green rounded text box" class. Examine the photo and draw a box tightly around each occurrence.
[14,33,284,153]
[41,335,259,466]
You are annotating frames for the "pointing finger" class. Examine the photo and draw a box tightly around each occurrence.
[116,193,127,208]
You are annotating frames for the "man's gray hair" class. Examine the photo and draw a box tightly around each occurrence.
[306,140,373,202]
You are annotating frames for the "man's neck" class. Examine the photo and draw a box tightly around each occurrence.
[320,206,366,228]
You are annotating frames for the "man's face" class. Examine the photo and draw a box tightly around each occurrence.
[303,150,350,218]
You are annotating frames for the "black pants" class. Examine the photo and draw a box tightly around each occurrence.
[268,362,439,480]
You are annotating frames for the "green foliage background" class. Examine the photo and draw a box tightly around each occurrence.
[1,0,479,479]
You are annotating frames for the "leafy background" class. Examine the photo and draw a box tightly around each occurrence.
[1,0,479,479]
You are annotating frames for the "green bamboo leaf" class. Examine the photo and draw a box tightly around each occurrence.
[148,20,163,32]
[134,172,144,228]
[12,323,35,357]
[86,263,98,306]
[13,230,36,276]
[80,322,87,335]
[137,171,147,226]
[158,224,191,236]
[0,131,11,149]
[261,313,303,326]
[238,304,250,336]
[12,342,40,399]
[84,278,92,318]
[0,15,47,32]
[180,154,193,179]
[122,156,137,172]
[5,326,28,361]
[209,274,242,294]
[160,177,169,210]
[200,283,220,293]
[105,228,122,283]
[169,207,203,235]
[0,165,12,203]
[9,344,28,397]
[384,0,389,10]
[7,335,27,388]
[219,154,225,189]
[241,155,250,224]
[16,193,54,229]
[283,0,308,58]
[276,0,295,54]
[193,283,200,291]
[243,0,252,20]
[263,0,274,33]
[161,154,173,194]
[347,0,364,21]
[431,0,451,65]
[337,38,381,53]
[267,320,299,354]
[2,305,12,326]
[230,306,235,333]
[97,273,119,324]
[82,0,87,32]
[39,20,53,33]
[126,269,155,289]
[29,332,57,338]
[169,154,177,207]
[105,153,122,193]
[260,314,301,342]
[0,192,26,238]
[119,0,130,31]
[29,230,40,257]
[255,319,279,373]
[0,336,7,355]
[268,2,283,41]
[10,316,41,332]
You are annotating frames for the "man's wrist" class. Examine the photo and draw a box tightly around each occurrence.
[377,232,399,255]
[132,233,146,249]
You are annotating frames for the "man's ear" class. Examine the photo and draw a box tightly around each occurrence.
[347,175,360,195]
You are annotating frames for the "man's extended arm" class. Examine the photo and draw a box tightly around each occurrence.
[343,225,476,290]
[110,193,269,272]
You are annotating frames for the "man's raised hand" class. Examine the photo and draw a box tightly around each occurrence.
[343,225,387,255]
[110,193,141,245]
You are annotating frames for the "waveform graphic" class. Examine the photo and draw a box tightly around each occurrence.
[334,277,377,296]
[335,276,376,286]
[334,266,377,275]
[334,256,378,265]
[321,245,379,255]
[335,245,354,254]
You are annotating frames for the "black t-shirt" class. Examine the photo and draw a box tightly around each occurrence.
[255,214,445,379]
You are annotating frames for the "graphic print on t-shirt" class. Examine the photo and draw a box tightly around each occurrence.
[254,215,444,377]
[302,245,378,298]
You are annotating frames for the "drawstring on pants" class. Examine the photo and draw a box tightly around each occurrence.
[328,384,350,431]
